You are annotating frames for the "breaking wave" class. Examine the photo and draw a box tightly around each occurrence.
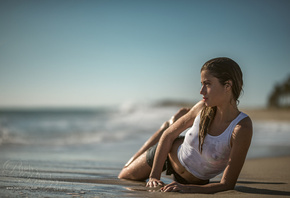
[1,102,290,150]
[0,103,180,146]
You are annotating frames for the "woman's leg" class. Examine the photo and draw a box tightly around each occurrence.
[118,108,190,181]
[118,151,151,180]
[118,121,170,181]
[122,121,170,168]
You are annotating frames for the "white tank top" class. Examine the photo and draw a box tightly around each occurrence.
[178,112,248,180]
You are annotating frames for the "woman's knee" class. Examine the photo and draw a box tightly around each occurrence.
[118,168,132,180]
[118,165,151,181]
[118,153,151,181]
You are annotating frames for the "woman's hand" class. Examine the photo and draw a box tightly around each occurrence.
[146,178,164,188]
[160,181,185,192]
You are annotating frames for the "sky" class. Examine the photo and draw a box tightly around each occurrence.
[1,0,290,109]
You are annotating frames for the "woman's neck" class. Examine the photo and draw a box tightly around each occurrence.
[215,103,240,123]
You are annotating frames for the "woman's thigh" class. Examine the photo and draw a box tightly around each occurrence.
[118,151,152,181]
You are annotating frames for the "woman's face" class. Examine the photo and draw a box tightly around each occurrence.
[200,70,229,107]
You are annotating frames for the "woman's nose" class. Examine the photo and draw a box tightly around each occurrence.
[200,85,205,95]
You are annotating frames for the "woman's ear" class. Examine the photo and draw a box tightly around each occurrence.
[225,80,232,91]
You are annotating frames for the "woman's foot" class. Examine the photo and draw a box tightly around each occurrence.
[160,121,170,130]
[169,108,191,125]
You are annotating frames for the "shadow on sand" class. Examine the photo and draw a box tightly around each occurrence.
[235,181,290,196]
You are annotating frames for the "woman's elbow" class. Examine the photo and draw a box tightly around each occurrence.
[222,182,236,191]
[227,184,235,191]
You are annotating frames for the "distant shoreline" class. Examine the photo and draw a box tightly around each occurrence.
[155,99,290,122]
[154,99,290,122]
[1,99,289,122]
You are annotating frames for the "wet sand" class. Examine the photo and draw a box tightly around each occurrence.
[1,155,290,197]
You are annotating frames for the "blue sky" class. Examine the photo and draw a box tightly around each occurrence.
[1,0,290,108]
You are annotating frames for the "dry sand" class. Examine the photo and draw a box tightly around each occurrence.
[231,156,290,198]
[242,108,290,122]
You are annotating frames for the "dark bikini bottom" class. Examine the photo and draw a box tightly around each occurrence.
[146,142,190,184]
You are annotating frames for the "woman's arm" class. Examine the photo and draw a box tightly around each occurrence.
[124,108,190,167]
[160,116,253,193]
[146,101,205,187]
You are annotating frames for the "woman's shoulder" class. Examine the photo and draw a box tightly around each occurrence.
[238,112,252,129]
[188,100,205,117]
[232,114,253,140]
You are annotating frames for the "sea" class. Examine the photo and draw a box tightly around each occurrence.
[0,103,290,197]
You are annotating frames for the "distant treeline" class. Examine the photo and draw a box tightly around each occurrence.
[268,75,290,108]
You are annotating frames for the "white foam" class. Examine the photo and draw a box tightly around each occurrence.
[0,105,179,146]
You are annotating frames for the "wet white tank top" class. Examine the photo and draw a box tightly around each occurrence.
[178,112,248,180]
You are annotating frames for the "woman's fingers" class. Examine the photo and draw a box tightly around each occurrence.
[169,108,191,125]
[160,181,182,192]
[162,186,180,192]
[146,178,164,188]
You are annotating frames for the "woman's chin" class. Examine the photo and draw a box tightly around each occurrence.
[204,101,210,106]
[204,102,215,108]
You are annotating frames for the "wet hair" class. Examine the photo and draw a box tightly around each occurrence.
[199,57,243,153]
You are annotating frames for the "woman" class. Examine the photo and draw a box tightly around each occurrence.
[118,57,253,193]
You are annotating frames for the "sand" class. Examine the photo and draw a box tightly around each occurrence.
[131,156,290,198]
[232,156,290,198]
[242,108,290,122]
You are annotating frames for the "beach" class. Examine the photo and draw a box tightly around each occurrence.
[1,155,290,198]
[1,105,290,197]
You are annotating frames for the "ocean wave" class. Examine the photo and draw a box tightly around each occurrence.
[0,104,180,146]
[1,105,289,147]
